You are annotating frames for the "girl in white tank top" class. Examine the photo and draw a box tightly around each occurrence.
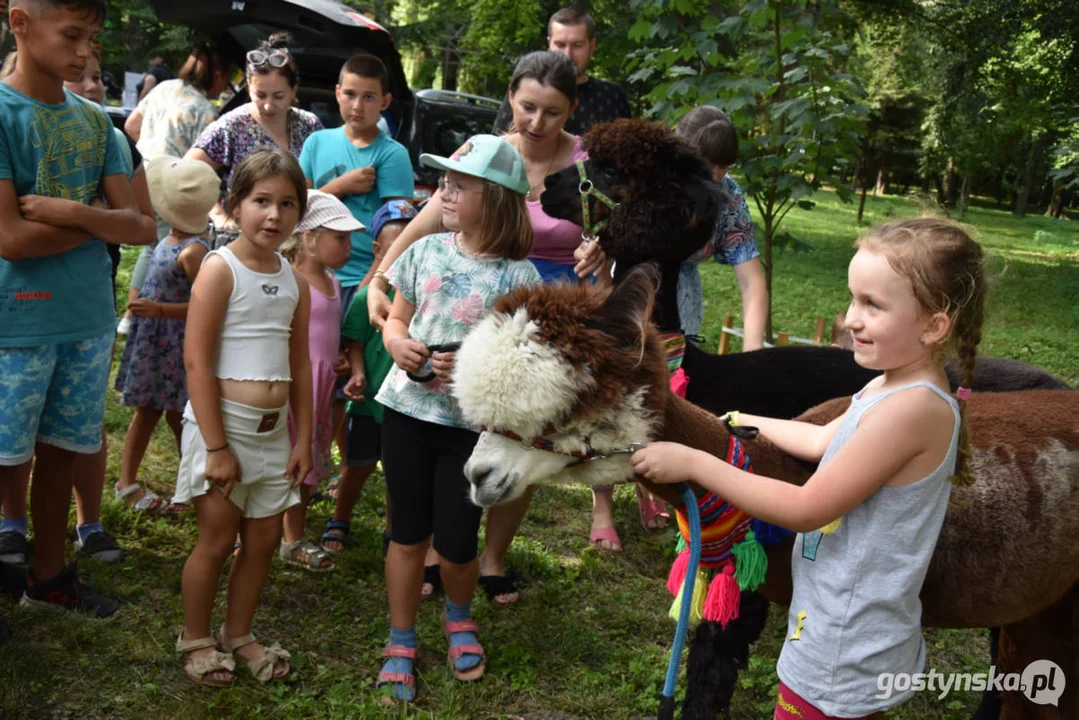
[175,148,314,689]
[632,218,988,719]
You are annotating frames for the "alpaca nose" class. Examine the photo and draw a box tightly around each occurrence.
[468,464,493,489]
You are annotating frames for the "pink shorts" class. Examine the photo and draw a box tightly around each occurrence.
[775,681,870,720]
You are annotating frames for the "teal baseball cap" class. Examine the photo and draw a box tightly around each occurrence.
[420,134,530,196]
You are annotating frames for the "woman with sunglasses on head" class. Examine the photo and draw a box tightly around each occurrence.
[187,32,323,231]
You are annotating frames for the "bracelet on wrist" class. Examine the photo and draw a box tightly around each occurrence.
[206,442,229,453]
[372,270,389,286]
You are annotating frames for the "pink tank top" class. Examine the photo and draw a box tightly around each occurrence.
[527,136,589,265]
[308,272,342,368]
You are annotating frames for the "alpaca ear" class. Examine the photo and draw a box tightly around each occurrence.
[590,263,658,351]
[684,173,723,231]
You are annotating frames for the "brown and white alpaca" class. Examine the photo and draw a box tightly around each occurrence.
[451,271,1079,719]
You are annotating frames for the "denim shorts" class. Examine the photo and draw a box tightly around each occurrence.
[0,330,114,465]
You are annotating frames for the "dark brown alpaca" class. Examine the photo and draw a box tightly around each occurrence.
[452,271,1079,720]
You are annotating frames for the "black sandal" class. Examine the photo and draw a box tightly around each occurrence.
[478,568,522,605]
[421,563,442,600]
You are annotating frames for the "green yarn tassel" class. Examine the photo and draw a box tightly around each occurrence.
[732,530,768,591]
[675,533,687,553]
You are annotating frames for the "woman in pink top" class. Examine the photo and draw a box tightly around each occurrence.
[365,52,665,603]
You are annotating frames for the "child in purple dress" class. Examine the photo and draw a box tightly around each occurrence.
[113,158,220,514]
[277,190,357,571]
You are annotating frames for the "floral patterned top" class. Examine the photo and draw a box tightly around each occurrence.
[677,173,760,338]
[134,79,219,161]
[375,232,542,429]
[193,104,322,187]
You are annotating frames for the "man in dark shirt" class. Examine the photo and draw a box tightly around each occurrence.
[492,7,632,135]
[135,55,174,100]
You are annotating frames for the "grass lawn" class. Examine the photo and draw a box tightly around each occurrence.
[0,190,1074,719]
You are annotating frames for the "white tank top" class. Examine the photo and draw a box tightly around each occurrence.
[210,246,298,382]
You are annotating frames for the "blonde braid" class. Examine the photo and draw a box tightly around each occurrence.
[856,217,988,486]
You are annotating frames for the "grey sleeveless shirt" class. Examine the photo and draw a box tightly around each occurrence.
[775,380,960,717]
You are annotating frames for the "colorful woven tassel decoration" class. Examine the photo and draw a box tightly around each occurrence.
[667,550,690,596]
[669,569,708,627]
[670,367,689,398]
[702,564,741,628]
[751,517,793,546]
[732,530,768,591]
[675,533,687,553]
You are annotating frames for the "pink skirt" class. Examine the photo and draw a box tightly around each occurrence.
[288,360,337,486]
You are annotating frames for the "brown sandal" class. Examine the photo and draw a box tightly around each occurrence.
[176,632,236,687]
[218,625,291,682]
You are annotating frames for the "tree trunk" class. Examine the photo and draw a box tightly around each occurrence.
[857,182,868,224]
[1014,134,1046,216]
[933,174,945,205]
[943,156,958,207]
[874,168,887,196]
[441,36,460,91]
[1045,178,1065,218]
[959,174,971,217]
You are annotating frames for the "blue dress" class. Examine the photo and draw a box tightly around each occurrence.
[115,236,209,412]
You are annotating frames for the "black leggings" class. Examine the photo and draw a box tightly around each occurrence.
[381,407,482,565]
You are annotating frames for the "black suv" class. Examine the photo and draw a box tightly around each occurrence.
[144,0,499,200]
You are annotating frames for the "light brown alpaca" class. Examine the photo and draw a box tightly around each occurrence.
[453,271,1079,719]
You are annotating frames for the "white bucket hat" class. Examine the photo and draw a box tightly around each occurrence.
[295,190,365,234]
[146,156,221,235]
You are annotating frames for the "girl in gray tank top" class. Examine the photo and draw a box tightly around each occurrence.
[632,217,988,719]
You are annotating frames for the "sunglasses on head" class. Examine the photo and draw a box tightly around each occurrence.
[246,49,290,68]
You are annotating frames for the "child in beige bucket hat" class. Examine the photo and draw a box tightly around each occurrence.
[112,156,219,517]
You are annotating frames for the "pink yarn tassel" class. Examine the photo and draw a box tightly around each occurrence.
[670,367,689,398]
[702,564,741,628]
[666,550,690,596]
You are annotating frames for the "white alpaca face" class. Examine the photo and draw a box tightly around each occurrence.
[452,307,657,507]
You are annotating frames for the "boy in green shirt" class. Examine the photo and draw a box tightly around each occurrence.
[320,200,416,554]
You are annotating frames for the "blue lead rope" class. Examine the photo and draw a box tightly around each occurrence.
[659,486,702,719]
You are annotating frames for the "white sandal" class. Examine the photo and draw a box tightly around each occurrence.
[176,632,236,687]
[114,482,162,514]
[218,625,291,682]
[279,539,335,572]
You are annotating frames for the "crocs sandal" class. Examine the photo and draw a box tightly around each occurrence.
[442,616,486,682]
[279,539,334,571]
[218,625,291,682]
[637,486,671,531]
[176,632,236,687]
[478,568,521,605]
[113,481,162,514]
[421,563,442,600]
[319,519,351,554]
[376,644,417,705]
[589,525,622,552]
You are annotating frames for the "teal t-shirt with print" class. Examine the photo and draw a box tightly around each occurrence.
[374,232,541,429]
[299,127,414,288]
[0,84,125,347]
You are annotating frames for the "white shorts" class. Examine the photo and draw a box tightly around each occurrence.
[175,398,300,519]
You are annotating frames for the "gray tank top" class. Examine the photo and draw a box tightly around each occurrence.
[775,380,960,717]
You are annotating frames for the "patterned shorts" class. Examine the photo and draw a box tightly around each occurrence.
[774,681,871,720]
[0,331,114,465]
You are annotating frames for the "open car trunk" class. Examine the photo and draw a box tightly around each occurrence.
[150,0,413,135]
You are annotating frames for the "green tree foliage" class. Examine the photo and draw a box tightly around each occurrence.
[626,0,869,336]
